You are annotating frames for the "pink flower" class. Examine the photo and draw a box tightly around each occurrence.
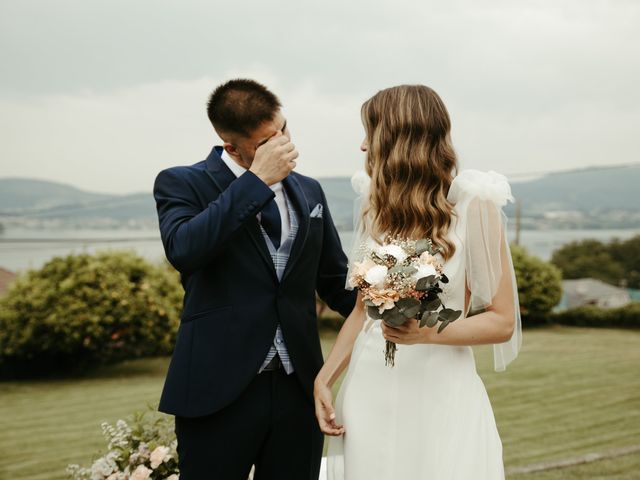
[419,251,444,275]
[130,465,152,480]
[349,258,377,287]
[150,445,171,469]
[365,288,400,313]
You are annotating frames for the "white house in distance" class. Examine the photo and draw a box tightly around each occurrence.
[559,278,631,310]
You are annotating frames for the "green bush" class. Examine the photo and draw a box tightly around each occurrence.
[551,239,625,286]
[510,244,563,325]
[0,250,183,378]
[551,235,640,288]
[550,302,640,329]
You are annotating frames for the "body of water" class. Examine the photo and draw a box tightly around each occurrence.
[0,227,639,273]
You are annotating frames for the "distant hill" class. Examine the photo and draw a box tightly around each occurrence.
[0,178,112,212]
[505,164,640,215]
[1,163,639,230]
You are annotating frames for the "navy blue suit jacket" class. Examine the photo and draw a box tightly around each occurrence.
[153,146,356,418]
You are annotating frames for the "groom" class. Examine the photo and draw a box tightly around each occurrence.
[153,79,356,479]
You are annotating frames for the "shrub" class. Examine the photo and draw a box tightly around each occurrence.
[510,244,563,325]
[550,302,640,329]
[0,250,183,378]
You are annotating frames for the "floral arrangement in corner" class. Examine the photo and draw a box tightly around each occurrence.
[67,410,179,480]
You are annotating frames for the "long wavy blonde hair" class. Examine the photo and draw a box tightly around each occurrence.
[361,85,458,260]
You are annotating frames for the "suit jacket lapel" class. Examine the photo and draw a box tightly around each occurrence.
[282,174,310,282]
[204,146,278,281]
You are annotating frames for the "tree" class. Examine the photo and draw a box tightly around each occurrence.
[608,235,640,288]
[511,244,563,323]
[551,239,625,286]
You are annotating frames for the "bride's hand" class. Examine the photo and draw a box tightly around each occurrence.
[382,319,431,345]
[314,380,345,436]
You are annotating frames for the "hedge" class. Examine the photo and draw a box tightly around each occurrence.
[0,250,183,378]
[550,302,640,329]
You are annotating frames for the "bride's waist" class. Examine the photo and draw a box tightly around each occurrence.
[359,319,475,359]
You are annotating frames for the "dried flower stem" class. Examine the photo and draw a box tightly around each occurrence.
[385,340,397,367]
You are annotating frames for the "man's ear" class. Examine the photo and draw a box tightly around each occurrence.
[223,142,239,157]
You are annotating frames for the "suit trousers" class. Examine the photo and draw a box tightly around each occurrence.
[174,367,323,480]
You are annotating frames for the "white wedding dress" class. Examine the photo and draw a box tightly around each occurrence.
[326,170,522,480]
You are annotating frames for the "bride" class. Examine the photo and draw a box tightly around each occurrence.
[314,85,522,479]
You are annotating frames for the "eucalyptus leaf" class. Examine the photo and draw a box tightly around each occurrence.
[422,311,439,328]
[397,297,421,318]
[422,298,441,311]
[388,265,404,275]
[364,299,376,307]
[416,277,429,291]
[382,306,406,327]
[416,275,436,291]
[439,308,462,322]
[437,319,450,333]
[367,305,383,320]
[415,239,430,254]
[402,266,418,276]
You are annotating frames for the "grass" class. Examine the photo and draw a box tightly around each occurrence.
[1,326,639,479]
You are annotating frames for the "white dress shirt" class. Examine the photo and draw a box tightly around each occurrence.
[220,149,290,245]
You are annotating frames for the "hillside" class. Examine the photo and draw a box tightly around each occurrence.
[0,178,112,212]
[505,164,640,214]
[1,164,639,230]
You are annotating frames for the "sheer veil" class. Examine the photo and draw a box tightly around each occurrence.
[447,169,522,371]
[344,170,372,291]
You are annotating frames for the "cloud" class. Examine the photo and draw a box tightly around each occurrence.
[0,74,368,194]
[0,0,638,193]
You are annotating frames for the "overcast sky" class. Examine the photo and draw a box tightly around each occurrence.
[1,0,638,194]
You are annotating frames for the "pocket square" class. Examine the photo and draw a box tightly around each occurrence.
[310,203,323,218]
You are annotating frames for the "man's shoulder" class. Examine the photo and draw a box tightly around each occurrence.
[156,160,207,182]
[290,171,322,192]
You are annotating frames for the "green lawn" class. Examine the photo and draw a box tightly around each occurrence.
[1,327,639,479]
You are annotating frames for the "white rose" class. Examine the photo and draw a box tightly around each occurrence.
[150,446,171,469]
[376,244,408,264]
[130,465,152,480]
[165,475,179,480]
[364,265,388,287]
[414,264,437,282]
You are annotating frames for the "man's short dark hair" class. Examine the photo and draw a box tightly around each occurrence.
[207,79,282,137]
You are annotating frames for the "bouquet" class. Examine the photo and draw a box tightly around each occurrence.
[348,237,462,366]
[67,411,179,480]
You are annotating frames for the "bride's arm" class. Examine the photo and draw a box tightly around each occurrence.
[382,233,516,346]
[314,290,366,435]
